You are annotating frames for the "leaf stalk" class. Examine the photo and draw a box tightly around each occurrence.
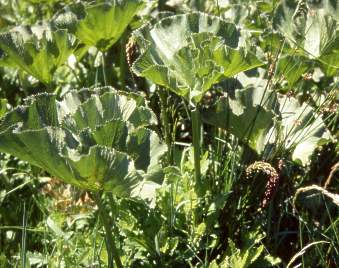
[94,192,123,268]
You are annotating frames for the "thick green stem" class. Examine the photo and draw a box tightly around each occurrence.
[191,106,202,195]
[94,193,123,268]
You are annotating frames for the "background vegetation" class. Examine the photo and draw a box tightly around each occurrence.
[0,0,338,267]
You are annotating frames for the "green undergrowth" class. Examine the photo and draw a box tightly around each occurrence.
[0,0,338,267]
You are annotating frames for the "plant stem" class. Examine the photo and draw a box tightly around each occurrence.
[102,52,107,86]
[21,201,27,268]
[119,31,127,91]
[94,193,123,268]
[158,87,172,164]
[191,106,202,195]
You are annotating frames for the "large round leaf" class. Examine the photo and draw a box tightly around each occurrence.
[273,94,332,165]
[131,12,263,103]
[0,87,166,196]
[202,85,278,154]
[203,81,332,166]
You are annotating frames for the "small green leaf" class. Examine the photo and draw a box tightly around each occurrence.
[0,99,7,119]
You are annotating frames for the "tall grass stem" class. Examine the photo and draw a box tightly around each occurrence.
[21,202,27,268]
[119,32,127,91]
[191,106,202,195]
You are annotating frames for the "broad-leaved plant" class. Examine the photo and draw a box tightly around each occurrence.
[0,87,166,196]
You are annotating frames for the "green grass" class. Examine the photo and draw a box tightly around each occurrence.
[0,0,338,267]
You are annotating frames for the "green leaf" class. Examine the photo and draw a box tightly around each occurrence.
[61,90,156,134]
[220,230,273,268]
[0,26,77,86]
[132,12,263,103]
[0,127,80,186]
[202,86,277,154]
[0,87,166,196]
[274,95,332,165]
[80,119,129,152]
[66,145,138,194]
[276,55,310,86]
[213,45,263,78]
[46,216,66,238]
[127,128,167,173]
[119,198,162,254]
[54,0,144,51]
[0,99,7,119]
[203,80,332,165]
[274,1,339,75]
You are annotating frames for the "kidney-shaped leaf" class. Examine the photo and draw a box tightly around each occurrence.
[132,12,263,103]
[0,87,166,196]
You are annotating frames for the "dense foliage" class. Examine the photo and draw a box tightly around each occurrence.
[0,0,338,267]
